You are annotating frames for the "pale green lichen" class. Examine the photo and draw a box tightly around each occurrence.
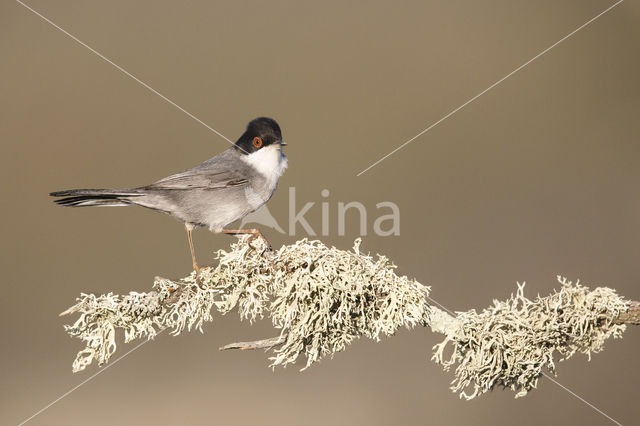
[63,237,429,373]
[431,276,628,399]
[269,239,429,369]
[63,239,631,401]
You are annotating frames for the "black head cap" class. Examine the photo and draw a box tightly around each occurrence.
[235,117,283,154]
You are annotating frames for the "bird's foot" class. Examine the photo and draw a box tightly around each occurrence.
[192,263,206,288]
[222,228,271,250]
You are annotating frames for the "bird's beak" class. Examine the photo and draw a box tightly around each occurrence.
[279,141,288,146]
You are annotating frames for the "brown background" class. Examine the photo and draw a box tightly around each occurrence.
[2,0,639,425]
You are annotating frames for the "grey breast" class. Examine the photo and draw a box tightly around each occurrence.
[131,148,267,231]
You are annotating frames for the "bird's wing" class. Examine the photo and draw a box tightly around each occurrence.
[146,151,250,190]
[147,169,248,190]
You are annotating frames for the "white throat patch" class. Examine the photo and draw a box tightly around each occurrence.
[241,144,288,184]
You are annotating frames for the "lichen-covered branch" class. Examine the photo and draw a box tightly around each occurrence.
[429,278,629,399]
[61,237,638,400]
[62,237,427,372]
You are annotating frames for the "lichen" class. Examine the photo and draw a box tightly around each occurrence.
[268,238,429,369]
[63,237,429,372]
[431,277,628,399]
[62,239,630,400]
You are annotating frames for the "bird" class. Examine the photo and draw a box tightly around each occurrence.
[50,117,288,276]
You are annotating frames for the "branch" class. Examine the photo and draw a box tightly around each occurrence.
[58,277,188,317]
[219,334,287,351]
[60,236,638,400]
[614,301,640,324]
[219,298,640,353]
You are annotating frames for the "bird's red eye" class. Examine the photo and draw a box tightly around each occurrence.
[253,137,263,148]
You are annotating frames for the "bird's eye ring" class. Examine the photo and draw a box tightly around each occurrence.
[253,137,263,148]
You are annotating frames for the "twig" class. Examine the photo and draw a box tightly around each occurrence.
[615,301,640,325]
[219,334,287,351]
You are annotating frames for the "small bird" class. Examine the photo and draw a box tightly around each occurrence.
[50,117,288,275]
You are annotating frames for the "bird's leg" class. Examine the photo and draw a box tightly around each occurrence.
[222,228,270,248]
[185,223,201,277]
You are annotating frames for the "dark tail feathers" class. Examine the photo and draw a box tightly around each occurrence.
[50,189,143,207]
